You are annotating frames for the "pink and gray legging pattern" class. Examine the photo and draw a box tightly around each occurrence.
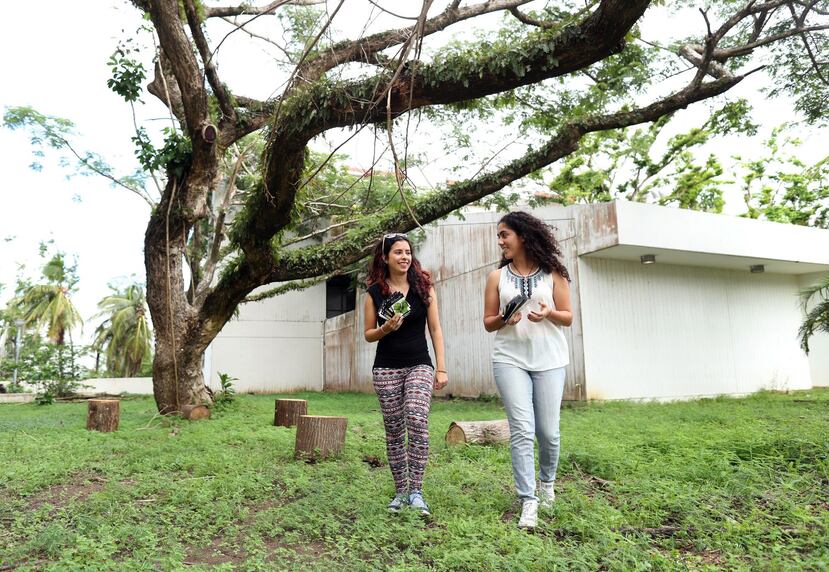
[372,365,434,493]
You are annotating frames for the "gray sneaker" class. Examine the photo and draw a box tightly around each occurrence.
[388,492,408,512]
[539,481,555,509]
[408,491,430,516]
[518,499,538,529]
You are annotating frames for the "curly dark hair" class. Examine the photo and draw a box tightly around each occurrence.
[366,234,433,305]
[497,211,570,281]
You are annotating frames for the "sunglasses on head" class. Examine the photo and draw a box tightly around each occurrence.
[382,233,408,249]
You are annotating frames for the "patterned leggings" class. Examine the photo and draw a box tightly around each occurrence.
[372,365,434,493]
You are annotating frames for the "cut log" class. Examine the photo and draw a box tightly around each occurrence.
[181,404,211,420]
[445,419,510,446]
[274,398,308,428]
[86,399,120,432]
[294,415,348,461]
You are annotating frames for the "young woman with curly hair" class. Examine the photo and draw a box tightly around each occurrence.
[483,211,573,529]
[364,233,448,516]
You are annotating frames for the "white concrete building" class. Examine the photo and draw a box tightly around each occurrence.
[205,201,829,401]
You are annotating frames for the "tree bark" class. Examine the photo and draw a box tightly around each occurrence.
[145,177,213,414]
[294,415,348,460]
[445,420,510,445]
[274,398,308,427]
[87,399,120,432]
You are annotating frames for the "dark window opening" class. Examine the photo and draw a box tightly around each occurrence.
[326,275,356,318]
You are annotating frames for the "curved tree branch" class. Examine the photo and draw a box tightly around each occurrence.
[182,0,237,126]
[265,74,742,284]
[146,0,216,223]
[205,0,325,18]
[200,68,742,331]
[287,0,647,140]
[298,0,536,81]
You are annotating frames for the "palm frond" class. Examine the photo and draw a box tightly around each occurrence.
[799,297,829,353]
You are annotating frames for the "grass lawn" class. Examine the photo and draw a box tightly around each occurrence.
[0,389,827,571]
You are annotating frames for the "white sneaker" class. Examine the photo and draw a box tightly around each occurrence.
[518,499,538,529]
[539,481,555,509]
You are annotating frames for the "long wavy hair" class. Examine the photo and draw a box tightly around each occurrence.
[366,234,433,305]
[497,211,570,281]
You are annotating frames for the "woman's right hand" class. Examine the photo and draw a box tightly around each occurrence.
[382,313,404,333]
[504,311,522,326]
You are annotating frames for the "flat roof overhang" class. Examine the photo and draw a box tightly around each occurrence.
[576,201,829,275]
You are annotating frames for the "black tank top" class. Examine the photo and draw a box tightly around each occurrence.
[367,283,432,369]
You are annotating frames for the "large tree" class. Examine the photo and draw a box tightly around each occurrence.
[7,0,829,413]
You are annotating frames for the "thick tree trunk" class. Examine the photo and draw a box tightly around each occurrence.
[145,178,214,414]
[150,330,212,414]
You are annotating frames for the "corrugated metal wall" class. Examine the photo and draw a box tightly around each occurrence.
[323,214,586,399]
[578,257,813,400]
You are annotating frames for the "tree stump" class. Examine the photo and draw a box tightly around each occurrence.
[86,399,120,432]
[294,415,347,461]
[274,398,308,428]
[445,419,510,446]
[181,404,211,421]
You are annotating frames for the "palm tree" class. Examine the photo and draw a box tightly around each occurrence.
[799,274,829,354]
[11,254,83,379]
[17,284,82,346]
[92,284,153,377]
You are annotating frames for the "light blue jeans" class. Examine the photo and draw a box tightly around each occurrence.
[492,362,566,501]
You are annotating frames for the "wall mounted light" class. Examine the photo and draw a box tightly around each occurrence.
[640,254,656,265]
[750,264,765,273]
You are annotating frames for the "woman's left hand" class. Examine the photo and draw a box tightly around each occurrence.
[528,301,552,322]
[434,370,449,391]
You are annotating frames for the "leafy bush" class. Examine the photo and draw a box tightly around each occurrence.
[212,371,237,412]
[0,335,89,398]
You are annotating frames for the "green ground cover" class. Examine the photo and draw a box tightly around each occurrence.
[0,389,827,571]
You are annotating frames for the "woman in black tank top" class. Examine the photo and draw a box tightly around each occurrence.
[363,233,448,516]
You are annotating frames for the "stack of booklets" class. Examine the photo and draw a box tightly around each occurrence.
[502,294,530,321]
[378,291,411,320]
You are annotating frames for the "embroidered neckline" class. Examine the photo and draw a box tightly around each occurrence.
[506,264,542,279]
[505,265,542,298]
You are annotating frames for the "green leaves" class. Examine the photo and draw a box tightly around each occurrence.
[107,40,146,103]
[541,100,757,212]
[131,127,192,177]
[739,126,829,228]
[2,106,75,171]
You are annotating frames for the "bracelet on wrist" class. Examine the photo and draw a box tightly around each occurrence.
[436,369,447,373]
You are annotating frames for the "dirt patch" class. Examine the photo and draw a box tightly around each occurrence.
[184,536,247,567]
[675,545,725,566]
[657,545,726,568]
[24,474,108,511]
[262,535,330,560]
[500,499,521,524]
[180,492,317,567]
[361,455,384,469]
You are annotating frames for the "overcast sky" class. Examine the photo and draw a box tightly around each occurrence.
[1,1,825,343]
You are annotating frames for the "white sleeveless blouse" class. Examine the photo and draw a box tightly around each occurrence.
[491,265,569,371]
